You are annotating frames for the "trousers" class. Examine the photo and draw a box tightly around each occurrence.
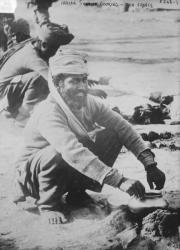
[25,129,122,211]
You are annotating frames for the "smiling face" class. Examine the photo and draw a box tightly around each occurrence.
[57,74,88,110]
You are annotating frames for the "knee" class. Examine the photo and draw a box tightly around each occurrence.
[97,128,119,142]
[36,147,63,172]
[96,128,122,154]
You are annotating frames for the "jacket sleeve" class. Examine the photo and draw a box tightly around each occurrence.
[25,47,49,81]
[28,57,48,81]
[89,96,148,158]
[37,104,111,184]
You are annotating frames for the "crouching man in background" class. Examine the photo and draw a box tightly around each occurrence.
[13,49,165,224]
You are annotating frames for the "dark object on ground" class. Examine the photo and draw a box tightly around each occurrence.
[159,132,172,140]
[150,142,157,149]
[169,143,177,151]
[141,209,180,237]
[140,133,149,141]
[132,104,152,124]
[161,95,174,105]
[141,131,176,151]
[132,103,170,124]
[141,131,173,142]
[155,142,180,151]
[148,131,160,142]
[159,143,166,149]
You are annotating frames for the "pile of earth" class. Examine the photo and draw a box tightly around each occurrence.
[0,189,180,250]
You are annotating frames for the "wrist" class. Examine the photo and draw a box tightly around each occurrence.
[138,149,157,169]
[145,162,157,172]
[103,169,124,188]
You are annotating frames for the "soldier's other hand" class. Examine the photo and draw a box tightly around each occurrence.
[119,178,145,199]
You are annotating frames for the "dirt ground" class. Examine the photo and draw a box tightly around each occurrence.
[0,113,180,250]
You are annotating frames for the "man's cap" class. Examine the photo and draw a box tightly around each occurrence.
[49,49,88,76]
[37,22,74,47]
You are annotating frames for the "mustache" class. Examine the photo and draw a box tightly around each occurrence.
[74,89,87,95]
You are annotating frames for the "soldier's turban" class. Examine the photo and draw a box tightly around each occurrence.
[49,49,88,76]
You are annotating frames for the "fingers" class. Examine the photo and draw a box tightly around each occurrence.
[135,181,145,199]
[127,181,145,199]
[155,181,165,190]
[146,168,166,190]
[155,176,165,189]
[147,175,154,189]
[119,178,145,199]
[155,171,166,190]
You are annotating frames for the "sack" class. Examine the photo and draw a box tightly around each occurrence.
[0,38,33,70]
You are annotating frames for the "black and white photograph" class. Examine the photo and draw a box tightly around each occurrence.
[0,0,180,249]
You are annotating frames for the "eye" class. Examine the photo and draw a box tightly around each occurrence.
[83,77,88,83]
[72,79,79,85]
[68,79,78,86]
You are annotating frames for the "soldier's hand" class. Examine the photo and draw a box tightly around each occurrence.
[119,178,145,199]
[103,170,145,199]
[146,165,166,190]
